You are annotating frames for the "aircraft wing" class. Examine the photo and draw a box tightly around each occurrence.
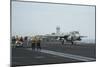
[80,36,87,38]
[42,34,69,39]
[44,34,65,37]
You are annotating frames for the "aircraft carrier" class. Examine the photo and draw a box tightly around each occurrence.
[11,41,96,67]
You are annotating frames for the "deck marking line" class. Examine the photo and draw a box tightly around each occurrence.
[27,48,95,61]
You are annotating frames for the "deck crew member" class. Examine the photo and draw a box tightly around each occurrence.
[36,37,41,51]
[31,36,36,51]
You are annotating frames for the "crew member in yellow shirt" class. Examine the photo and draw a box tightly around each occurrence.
[31,36,36,51]
[36,37,41,51]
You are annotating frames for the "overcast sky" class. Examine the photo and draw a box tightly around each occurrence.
[12,1,95,39]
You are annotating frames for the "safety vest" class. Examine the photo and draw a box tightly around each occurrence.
[32,37,37,43]
[36,38,41,43]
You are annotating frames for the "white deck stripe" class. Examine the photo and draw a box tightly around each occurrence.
[27,48,95,62]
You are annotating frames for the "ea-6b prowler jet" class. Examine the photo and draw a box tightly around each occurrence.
[59,31,87,45]
[42,31,87,45]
